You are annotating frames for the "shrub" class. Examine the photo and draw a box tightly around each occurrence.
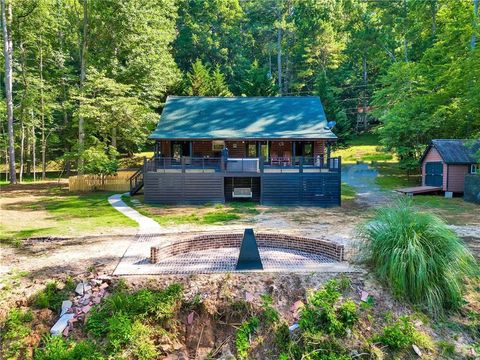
[86,284,183,354]
[299,280,358,336]
[373,316,419,350]
[260,294,279,325]
[106,312,133,352]
[129,321,158,360]
[34,335,103,360]
[358,199,478,315]
[1,309,33,359]
[32,279,75,313]
[235,316,260,360]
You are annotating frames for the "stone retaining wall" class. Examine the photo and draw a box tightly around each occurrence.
[150,233,344,264]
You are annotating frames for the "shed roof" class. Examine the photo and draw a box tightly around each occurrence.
[422,139,480,165]
[149,96,337,140]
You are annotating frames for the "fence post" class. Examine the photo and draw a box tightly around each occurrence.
[181,156,185,173]
[299,157,303,173]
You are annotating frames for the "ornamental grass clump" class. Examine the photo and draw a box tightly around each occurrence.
[358,199,478,315]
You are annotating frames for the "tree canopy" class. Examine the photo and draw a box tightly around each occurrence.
[1,0,479,179]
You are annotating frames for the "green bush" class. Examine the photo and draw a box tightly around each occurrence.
[235,316,260,360]
[299,280,358,336]
[358,199,478,315]
[32,279,75,313]
[86,284,183,354]
[1,309,33,359]
[260,294,279,325]
[34,335,103,360]
[129,321,158,360]
[373,316,419,350]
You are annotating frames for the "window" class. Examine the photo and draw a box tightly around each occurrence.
[471,164,478,174]
[212,140,225,151]
[246,142,257,158]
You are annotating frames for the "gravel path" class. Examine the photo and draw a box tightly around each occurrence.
[342,164,393,206]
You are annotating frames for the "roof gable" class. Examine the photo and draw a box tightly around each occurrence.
[422,139,480,164]
[149,96,337,140]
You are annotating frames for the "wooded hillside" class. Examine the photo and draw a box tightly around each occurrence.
[1,0,479,182]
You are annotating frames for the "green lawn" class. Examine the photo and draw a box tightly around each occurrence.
[341,182,356,201]
[373,162,421,190]
[1,187,137,245]
[122,195,259,226]
[333,132,396,164]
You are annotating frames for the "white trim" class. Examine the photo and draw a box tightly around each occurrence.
[471,164,478,174]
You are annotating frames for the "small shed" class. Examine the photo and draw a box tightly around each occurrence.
[420,139,480,193]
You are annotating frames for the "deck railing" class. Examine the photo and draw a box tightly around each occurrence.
[144,156,341,174]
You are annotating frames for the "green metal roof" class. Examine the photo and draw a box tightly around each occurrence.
[149,96,337,140]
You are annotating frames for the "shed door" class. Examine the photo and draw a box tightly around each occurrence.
[425,162,443,187]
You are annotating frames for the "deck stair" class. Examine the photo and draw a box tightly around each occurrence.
[129,167,144,195]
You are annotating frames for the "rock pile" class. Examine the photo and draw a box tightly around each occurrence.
[50,276,111,337]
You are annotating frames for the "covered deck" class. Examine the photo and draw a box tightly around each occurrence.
[143,155,341,174]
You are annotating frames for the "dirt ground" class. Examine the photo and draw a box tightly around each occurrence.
[1,181,479,312]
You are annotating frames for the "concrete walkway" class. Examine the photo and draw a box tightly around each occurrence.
[108,193,161,234]
[108,194,356,275]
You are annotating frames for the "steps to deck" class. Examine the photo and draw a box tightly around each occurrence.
[129,168,144,195]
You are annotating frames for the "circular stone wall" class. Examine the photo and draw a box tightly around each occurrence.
[149,233,344,273]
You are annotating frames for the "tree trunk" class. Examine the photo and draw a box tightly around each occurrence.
[19,123,25,182]
[31,123,36,181]
[2,0,17,184]
[277,27,282,96]
[39,35,47,180]
[78,0,88,174]
[362,55,368,129]
[112,127,117,148]
[472,0,479,50]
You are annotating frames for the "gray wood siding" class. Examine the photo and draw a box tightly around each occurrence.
[144,173,224,204]
[261,173,340,206]
[143,172,340,207]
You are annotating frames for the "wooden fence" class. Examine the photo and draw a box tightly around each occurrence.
[69,171,135,192]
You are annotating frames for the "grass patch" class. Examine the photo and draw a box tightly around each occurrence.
[373,162,420,190]
[374,316,432,351]
[1,189,137,241]
[341,182,356,201]
[333,132,397,164]
[358,199,478,315]
[32,279,76,313]
[346,132,381,146]
[123,195,259,226]
[1,309,34,359]
[332,145,395,164]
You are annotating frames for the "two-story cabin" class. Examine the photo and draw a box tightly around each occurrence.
[130,96,341,206]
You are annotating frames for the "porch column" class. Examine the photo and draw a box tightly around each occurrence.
[326,142,331,162]
[189,141,193,157]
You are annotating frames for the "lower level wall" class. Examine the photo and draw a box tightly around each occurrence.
[261,173,341,206]
[144,172,341,207]
[144,172,224,204]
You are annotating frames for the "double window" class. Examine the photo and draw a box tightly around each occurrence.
[471,164,479,174]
